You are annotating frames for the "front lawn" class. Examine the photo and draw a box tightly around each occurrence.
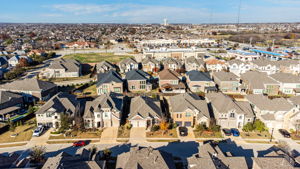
[240,131,271,139]
[0,120,36,143]
[146,128,178,138]
[62,53,134,63]
[49,129,102,140]
[194,130,223,138]
[44,74,91,82]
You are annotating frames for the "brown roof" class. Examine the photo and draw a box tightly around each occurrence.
[158,69,181,80]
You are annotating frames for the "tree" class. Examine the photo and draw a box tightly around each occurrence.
[254,119,266,133]
[30,146,46,163]
[159,120,168,131]
[195,124,207,132]
[60,114,71,131]
[243,122,254,132]
[9,120,16,132]
[18,58,29,67]
[151,125,160,132]
[27,105,36,114]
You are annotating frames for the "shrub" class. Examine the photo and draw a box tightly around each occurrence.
[195,124,207,132]
[243,122,254,132]
[125,123,132,130]
[254,119,267,132]
[209,124,221,132]
[151,125,160,132]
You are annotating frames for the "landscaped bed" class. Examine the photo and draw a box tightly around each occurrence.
[146,128,178,138]
[117,126,131,138]
[49,130,102,140]
[194,130,223,138]
[0,120,36,143]
[240,131,271,139]
[62,53,134,63]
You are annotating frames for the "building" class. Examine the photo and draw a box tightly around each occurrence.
[64,41,96,49]
[35,93,79,128]
[141,57,161,73]
[83,93,123,128]
[0,79,57,101]
[116,147,176,169]
[8,55,32,67]
[212,71,240,93]
[96,61,117,74]
[186,70,216,93]
[118,58,139,73]
[269,73,300,95]
[39,58,81,78]
[227,50,260,61]
[162,57,183,71]
[205,59,227,72]
[227,59,252,76]
[206,92,255,129]
[125,70,152,92]
[158,69,185,93]
[96,70,123,95]
[241,71,280,95]
[128,96,163,128]
[252,60,278,75]
[0,91,24,121]
[185,56,206,72]
[168,93,210,127]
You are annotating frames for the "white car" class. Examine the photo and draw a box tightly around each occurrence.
[32,125,44,137]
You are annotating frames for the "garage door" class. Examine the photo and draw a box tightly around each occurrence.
[175,121,183,126]
[131,120,146,127]
[185,122,192,127]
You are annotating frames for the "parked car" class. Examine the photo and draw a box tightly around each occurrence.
[279,129,291,138]
[222,128,231,136]
[231,128,240,137]
[32,125,44,137]
[73,140,87,147]
[179,127,188,136]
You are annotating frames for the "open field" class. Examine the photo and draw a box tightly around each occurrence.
[62,52,134,63]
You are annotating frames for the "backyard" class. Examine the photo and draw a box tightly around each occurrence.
[62,52,134,63]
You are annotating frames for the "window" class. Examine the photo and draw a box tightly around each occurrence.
[131,86,136,90]
[114,87,121,93]
[230,113,235,118]
[186,112,192,117]
[97,114,100,118]
[239,115,243,120]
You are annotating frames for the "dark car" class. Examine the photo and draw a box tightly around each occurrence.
[231,128,240,137]
[73,140,87,147]
[179,127,188,136]
[222,128,231,136]
[279,129,291,138]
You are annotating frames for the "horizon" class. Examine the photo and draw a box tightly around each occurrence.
[0,0,300,24]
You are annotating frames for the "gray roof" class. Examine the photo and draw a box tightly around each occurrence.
[162,57,182,66]
[0,79,57,92]
[188,142,248,169]
[84,93,123,119]
[125,70,149,81]
[119,58,138,69]
[116,147,176,169]
[288,96,300,106]
[186,70,212,82]
[96,70,123,87]
[96,61,115,70]
[35,92,78,115]
[213,71,239,81]
[270,73,300,83]
[48,58,81,73]
[141,57,159,65]
[241,71,279,89]
[129,96,162,119]
[185,56,205,66]
[169,93,210,119]
[252,59,277,67]
[206,92,255,117]
[246,94,294,111]
[0,91,23,104]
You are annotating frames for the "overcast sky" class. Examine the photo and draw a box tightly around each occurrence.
[0,0,299,23]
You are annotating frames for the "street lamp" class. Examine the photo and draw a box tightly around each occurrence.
[270,128,274,142]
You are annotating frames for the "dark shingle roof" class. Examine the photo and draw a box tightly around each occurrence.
[186,70,212,81]
[125,70,149,81]
[96,70,123,87]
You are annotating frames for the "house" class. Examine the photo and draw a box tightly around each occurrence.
[158,69,185,93]
[185,56,205,71]
[277,59,300,75]
[269,73,300,95]
[241,71,280,95]
[246,94,297,130]
[168,93,210,127]
[0,79,57,101]
[252,59,278,75]
[141,57,161,73]
[35,93,79,128]
[0,91,24,121]
[162,57,183,71]
[253,146,300,169]
[96,70,123,95]
[0,56,8,69]
[39,58,81,78]
[95,61,116,73]
[205,58,227,72]
[188,141,248,169]
[128,96,163,128]
[227,50,260,61]
[186,70,216,93]
[0,153,20,169]
[116,146,176,169]
[125,70,152,92]
[206,92,255,129]
[83,93,123,128]
[227,59,252,76]
[118,58,139,73]
[42,149,105,169]
[8,55,32,67]
[212,71,240,93]
[64,41,96,49]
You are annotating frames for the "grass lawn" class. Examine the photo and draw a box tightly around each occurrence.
[240,131,271,139]
[146,139,179,142]
[194,130,223,138]
[49,130,102,140]
[146,129,178,138]
[0,121,36,143]
[0,143,27,148]
[44,74,91,82]
[62,53,134,63]
[245,140,277,144]
[82,84,97,96]
[117,127,131,138]
[47,140,100,144]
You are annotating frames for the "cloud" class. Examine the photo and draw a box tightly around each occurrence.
[41,13,63,17]
[51,4,120,15]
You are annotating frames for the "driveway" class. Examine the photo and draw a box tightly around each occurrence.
[100,127,118,144]
[130,127,146,143]
[27,128,52,147]
[178,127,195,141]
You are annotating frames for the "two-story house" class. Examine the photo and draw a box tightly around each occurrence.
[227,59,252,76]
[158,69,185,93]
[212,71,240,93]
[269,73,300,95]
[185,56,205,72]
[83,93,123,128]
[205,59,227,72]
[125,70,152,92]
[186,70,216,93]
[251,59,278,75]
[96,61,117,73]
[0,91,24,121]
[96,70,123,95]
[118,58,139,73]
[162,57,183,71]
[141,57,161,73]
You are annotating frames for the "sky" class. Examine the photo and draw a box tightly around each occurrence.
[0,0,299,24]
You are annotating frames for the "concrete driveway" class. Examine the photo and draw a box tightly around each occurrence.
[130,127,146,143]
[27,128,52,146]
[100,127,118,144]
[178,127,195,141]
